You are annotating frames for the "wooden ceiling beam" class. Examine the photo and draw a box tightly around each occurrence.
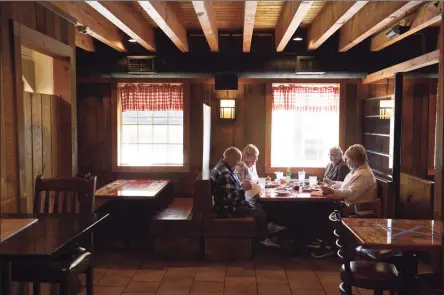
[192,0,218,52]
[243,1,258,52]
[275,1,313,52]
[138,1,188,52]
[339,1,423,52]
[363,50,439,84]
[308,1,368,50]
[371,2,441,52]
[52,2,126,52]
[75,31,95,52]
[86,1,156,52]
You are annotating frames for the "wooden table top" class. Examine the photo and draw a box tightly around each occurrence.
[342,218,443,251]
[95,179,171,199]
[0,214,108,257]
[0,218,38,242]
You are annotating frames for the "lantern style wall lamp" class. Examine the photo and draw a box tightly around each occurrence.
[220,99,236,120]
[379,100,394,120]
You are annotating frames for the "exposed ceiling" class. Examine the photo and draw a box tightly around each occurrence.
[49,1,441,55]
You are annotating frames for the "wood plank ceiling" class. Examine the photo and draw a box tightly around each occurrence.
[51,1,439,55]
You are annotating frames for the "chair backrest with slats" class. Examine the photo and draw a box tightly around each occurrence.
[33,175,97,214]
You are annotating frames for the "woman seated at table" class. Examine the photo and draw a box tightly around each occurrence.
[308,144,377,258]
[235,144,285,234]
[321,144,377,205]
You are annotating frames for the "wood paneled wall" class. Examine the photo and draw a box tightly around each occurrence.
[0,2,76,213]
[77,80,361,191]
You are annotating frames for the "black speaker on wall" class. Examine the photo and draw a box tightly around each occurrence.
[215,74,238,90]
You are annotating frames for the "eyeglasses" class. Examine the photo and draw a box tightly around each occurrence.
[328,153,340,157]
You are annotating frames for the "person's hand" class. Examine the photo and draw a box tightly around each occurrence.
[242,181,253,191]
[323,178,334,186]
[321,186,334,195]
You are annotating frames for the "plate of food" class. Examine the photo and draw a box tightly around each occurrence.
[265,183,280,188]
[275,189,292,196]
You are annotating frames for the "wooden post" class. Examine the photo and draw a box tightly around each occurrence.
[436,11,444,292]
[393,72,403,218]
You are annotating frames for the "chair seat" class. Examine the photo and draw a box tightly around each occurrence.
[12,247,91,281]
[340,261,400,290]
[355,246,400,261]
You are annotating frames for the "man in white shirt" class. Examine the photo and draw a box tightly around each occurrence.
[308,144,377,258]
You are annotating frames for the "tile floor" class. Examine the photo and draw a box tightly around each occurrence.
[71,250,417,295]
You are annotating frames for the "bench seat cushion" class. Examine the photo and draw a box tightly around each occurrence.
[203,217,256,238]
[151,198,200,237]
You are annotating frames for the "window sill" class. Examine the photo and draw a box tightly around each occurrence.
[265,167,324,176]
[113,165,189,173]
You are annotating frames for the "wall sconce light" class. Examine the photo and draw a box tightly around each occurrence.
[220,99,236,120]
[379,100,394,119]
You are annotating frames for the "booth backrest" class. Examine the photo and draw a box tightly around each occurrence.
[376,177,395,218]
[400,173,434,219]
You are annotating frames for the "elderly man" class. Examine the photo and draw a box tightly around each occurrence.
[308,145,377,258]
[211,147,279,247]
[323,146,350,182]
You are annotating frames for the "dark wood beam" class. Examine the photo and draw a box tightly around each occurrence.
[275,1,313,52]
[308,1,368,50]
[138,1,189,52]
[393,72,403,218]
[339,1,423,52]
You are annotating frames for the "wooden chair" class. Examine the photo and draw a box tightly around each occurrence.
[11,175,97,295]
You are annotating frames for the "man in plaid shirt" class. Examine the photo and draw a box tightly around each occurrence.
[210,147,279,248]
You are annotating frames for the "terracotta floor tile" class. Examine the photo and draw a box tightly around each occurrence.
[93,286,125,295]
[96,269,136,287]
[258,283,291,295]
[93,268,108,285]
[190,281,224,295]
[291,290,326,295]
[226,262,256,278]
[284,259,313,272]
[316,273,341,294]
[195,263,226,282]
[287,271,323,291]
[124,281,160,293]
[156,280,193,295]
[310,258,341,274]
[164,265,197,280]
[132,268,167,282]
[256,268,288,283]
[224,277,257,295]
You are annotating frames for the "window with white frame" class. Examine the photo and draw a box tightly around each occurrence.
[270,83,340,168]
[118,83,184,167]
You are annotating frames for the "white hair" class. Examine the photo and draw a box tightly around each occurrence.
[223,147,241,158]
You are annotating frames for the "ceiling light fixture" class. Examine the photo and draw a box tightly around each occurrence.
[293,37,303,41]
[128,38,137,43]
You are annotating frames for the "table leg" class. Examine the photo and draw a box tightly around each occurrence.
[0,260,11,295]
[399,251,419,295]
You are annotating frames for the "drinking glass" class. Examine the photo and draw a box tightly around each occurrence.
[309,176,317,186]
[298,171,305,184]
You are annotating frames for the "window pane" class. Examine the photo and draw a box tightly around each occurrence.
[122,111,137,124]
[169,111,183,125]
[168,144,183,164]
[139,125,153,143]
[168,125,183,144]
[138,111,153,124]
[153,144,168,164]
[138,144,153,165]
[153,125,168,143]
[121,144,137,165]
[153,111,168,125]
[122,125,138,143]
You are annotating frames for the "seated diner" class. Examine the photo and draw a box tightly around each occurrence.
[323,146,350,182]
[210,147,279,247]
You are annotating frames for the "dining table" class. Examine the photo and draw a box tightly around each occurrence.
[341,218,443,295]
[0,213,109,295]
[258,178,343,202]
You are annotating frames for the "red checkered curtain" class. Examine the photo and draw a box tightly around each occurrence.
[272,84,339,112]
[119,84,183,112]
